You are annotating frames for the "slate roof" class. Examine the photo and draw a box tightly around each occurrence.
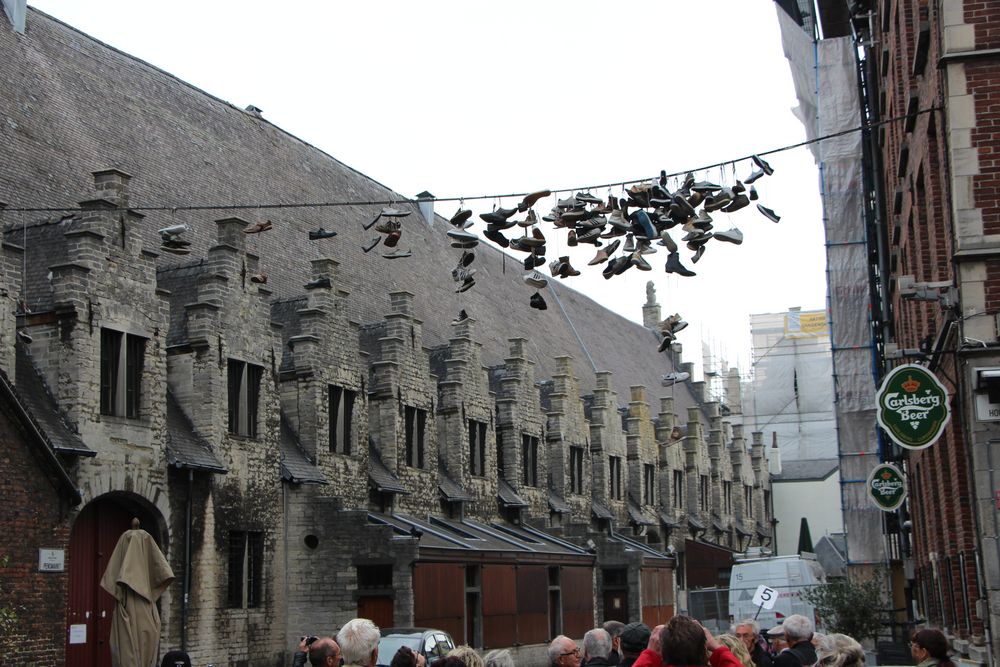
[592,500,614,520]
[660,512,680,528]
[14,347,93,456]
[368,444,407,494]
[497,479,528,508]
[438,470,473,502]
[0,364,81,503]
[165,391,226,473]
[278,415,327,485]
[0,8,703,413]
[688,516,706,531]
[608,530,675,562]
[369,512,592,558]
[548,491,572,514]
[772,458,839,482]
[627,497,655,526]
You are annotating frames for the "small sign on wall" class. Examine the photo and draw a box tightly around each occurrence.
[38,548,65,572]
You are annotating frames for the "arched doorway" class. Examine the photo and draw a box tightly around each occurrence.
[65,493,165,667]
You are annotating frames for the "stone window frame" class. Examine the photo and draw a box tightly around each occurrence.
[699,474,710,510]
[569,445,584,495]
[609,455,623,500]
[643,463,655,505]
[468,418,487,477]
[723,480,733,515]
[673,469,684,509]
[99,327,146,419]
[404,405,427,468]
[328,384,356,455]
[744,484,754,518]
[227,530,264,609]
[522,433,539,487]
[227,358,263,438]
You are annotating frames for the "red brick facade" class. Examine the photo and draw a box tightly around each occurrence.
[874,0,1000,649]
[0,398,73,665]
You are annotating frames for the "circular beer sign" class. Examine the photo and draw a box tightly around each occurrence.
[875,364,950,450]
[867,463,907,511]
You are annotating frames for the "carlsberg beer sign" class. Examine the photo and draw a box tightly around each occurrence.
[875,364,950,450]
[867,463,907,511]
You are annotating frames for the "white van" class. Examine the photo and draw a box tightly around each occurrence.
[727,551,826,630]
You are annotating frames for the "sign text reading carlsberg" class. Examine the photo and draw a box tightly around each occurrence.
[875,364,951,450]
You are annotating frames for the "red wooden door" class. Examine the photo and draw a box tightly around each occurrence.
[66,499,133,667]
[358,596,394,629]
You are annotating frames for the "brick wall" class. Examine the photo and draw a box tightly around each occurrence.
[0,401,72,666]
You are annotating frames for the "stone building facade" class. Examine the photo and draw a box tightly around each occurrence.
[0,7,775,667]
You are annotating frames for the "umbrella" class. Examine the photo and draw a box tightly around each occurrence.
[100,518,175,667]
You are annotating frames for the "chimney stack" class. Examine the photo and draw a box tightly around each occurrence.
[2,0,25,34]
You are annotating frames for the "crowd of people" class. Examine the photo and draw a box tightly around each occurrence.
[157,614,956,667]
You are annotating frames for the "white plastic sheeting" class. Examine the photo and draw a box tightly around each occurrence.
[776,6,884,565]
[745,311,837,461]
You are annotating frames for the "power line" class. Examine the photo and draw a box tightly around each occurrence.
[0,107,939,214]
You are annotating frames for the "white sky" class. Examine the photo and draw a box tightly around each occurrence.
[26,0,828,376]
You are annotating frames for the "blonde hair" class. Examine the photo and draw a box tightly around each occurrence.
[448,646,485,667]
[717,634,755,667]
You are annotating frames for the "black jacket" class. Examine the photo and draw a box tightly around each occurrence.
[773,641,817,667]
[751,642,773,667]
[586,657,618,667]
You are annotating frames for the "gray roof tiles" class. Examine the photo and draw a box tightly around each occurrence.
[14,346,93,456]
[772,458,839,481]
[278,415,327,485]
[165,391,226,473]
[0,8,702,413]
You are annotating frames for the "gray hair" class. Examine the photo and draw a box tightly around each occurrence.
[548,636,576,665]
[603,621,625,638]
[337,618,381,666]
[816,633,865,667]
[583,629,612,659]
[781,615,814,643]
[484,649,515,667]
[734,619,760,635]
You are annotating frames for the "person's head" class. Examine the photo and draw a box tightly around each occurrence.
[766,626,787,652]
[549,635,582,667]
[716,634,754,667]
[816,633,864,667]
[734,620,760,652]
[584,629,613,661]
[391,646,423,667]
[337,618,381,667]
[661,615,708,666]
[603,621,626,653]
[448,646,485,667]
[781,615,814,644]
[161,650,192,667]
[484,649,515,667]
[911,629,952,666]
[310,638,343,667]
[619,622,652,657]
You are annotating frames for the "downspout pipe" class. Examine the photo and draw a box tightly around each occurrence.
[181,468,193,651]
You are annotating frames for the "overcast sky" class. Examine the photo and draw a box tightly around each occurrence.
[26,0,827,377]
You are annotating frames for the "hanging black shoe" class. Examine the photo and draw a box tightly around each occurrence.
[452,309,469,324]
[757,204,781,223]
[451,208,473,227]
[362,237,380,253]
[309,228,338,240]
[480,207,519,225]
[305,276,332,290]
[752,154,774,176]
[529,292,548,310]
[484,228,510,248]
[664,252,696,277]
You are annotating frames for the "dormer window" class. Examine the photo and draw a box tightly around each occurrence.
[100,328,145,418]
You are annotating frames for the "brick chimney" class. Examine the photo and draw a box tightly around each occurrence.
[3,0,26,34]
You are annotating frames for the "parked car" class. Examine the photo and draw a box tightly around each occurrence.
[376,628,456,667]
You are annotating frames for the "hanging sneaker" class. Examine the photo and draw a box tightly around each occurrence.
[375,219,401,234]
[250,272,268,284]
[529,292,548,310]
[484,229,510,248]
[382,249,412,259]
[752,155,774,176]
[362,237,380,253]
[479,207,519,225]
[381,207,412,218]
[558,256,581,278]
[452,310,470,325]
[456,276,476,293]
[661,371,691,387]
[757,204,781,223]
[159,223,188,238]
[523,270,549,289]
[450,208,473,227]
[714,228,744,245]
